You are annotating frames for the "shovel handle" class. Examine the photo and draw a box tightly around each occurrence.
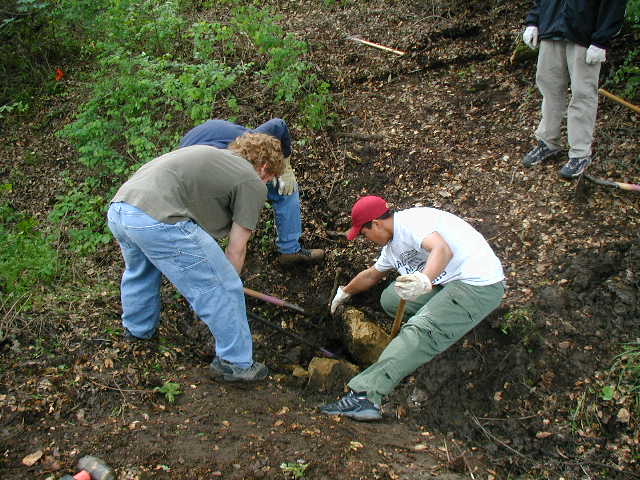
[390,299,407,338]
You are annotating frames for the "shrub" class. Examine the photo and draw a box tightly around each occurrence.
[0,203,60,299]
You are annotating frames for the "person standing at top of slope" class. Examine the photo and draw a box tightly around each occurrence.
[180,118,324,265]
[521,0,628,179]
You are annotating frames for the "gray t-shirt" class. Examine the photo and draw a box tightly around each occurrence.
[111,145,266,239]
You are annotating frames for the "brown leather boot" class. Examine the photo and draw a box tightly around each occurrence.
[278,247,325,265]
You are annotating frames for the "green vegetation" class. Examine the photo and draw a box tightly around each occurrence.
[608,341,640,415]
[0,0,335,304]
[280,460,309,479]
[154,381,183,403]
[497,307,540,348]
[0,202,60,302]
[609,0,640,99]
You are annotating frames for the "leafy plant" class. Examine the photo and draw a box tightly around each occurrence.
[154,381,183,403]
[49,180,112,254]
[498,307,538,347]
[600,385,615,401]
[280,460,309,479]
[609,0,640,99]
[608,341,640,414]
[0,203,60,300]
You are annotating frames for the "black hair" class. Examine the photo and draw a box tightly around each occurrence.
[361,210,394,231]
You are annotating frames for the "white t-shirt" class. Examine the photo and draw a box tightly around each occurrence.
[373,208,504,286]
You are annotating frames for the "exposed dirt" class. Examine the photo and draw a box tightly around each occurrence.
[2,1,640,479]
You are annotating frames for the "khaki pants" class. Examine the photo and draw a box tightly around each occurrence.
[535,39,601,159]
[348,280,504,406]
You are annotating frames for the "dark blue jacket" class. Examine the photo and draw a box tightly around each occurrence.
[179,118,292,158]
[525,0,627,49]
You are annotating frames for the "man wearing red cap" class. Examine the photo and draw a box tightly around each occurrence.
[322,196,505,421]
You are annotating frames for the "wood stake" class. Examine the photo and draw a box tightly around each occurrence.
[346,35,406,56]
[390,299,407,338]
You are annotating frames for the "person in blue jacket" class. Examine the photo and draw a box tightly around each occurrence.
[520,0,628,179]
[180,118,324,265]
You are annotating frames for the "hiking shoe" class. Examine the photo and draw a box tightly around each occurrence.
[320,390,382,421]
[123,328,157,343]
[209,356,269,382]
[559,156,592,179]
[278,248,325,265]
[522,141,561,167]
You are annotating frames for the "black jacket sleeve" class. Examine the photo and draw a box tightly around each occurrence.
[524,0,540,26]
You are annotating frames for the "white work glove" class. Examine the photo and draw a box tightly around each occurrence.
[276,157,298,196]
[522,26,538,49]
[330,286,351,315]
[585,45,606,64]
[394,272,432,301]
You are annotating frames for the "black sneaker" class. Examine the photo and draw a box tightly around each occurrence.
[209,356,269,382]
[278,247,325,265]
[559,156,591,179]
[522,141,561,167]
[320,390,382,421]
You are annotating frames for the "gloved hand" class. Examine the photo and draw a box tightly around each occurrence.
[276,157,298,196]
[522,26,538,49]
[330,286,351,315]
[586,45,606,64]
[394,272,432,301]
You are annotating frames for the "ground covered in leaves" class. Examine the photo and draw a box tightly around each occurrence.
[2,0,640,479]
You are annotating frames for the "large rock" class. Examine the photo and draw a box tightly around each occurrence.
[343,307,390,365]
[307,357,360,392]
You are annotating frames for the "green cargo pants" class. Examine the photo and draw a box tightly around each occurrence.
[348,279,504,406]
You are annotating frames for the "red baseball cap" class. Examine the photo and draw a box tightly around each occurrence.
[346,195,389,240]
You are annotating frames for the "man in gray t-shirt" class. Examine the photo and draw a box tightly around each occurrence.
[107,133,284,382]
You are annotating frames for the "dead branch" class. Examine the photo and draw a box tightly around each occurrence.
[346,35,406,56]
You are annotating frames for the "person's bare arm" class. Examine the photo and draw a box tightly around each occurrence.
[420,232,453,282]
[343,266,387,295]
[226,222,253,274]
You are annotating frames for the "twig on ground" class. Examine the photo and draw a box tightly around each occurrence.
[472,415,527,458]
[346,35,406,56]
[443,438,451,463]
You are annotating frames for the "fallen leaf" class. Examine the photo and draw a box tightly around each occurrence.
[22,450,43,466]
[617,408,630,424]
[536,431,553,439]
[413,443,428,451]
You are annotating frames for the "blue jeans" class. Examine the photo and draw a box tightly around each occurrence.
[107,202,254,367]
[267,182,302,254]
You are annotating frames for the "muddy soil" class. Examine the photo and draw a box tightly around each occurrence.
[1,1,640,479]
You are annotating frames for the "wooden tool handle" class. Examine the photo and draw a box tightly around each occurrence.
[390,299,407,338]
[598,88,640,114]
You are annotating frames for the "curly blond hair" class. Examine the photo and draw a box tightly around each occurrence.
[228,133,285,177]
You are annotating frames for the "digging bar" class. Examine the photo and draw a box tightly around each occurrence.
[584,174,640,192]
[244,287,306,314]
[247,310,337,358]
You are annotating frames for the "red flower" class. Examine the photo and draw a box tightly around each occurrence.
[55,68,64,81]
